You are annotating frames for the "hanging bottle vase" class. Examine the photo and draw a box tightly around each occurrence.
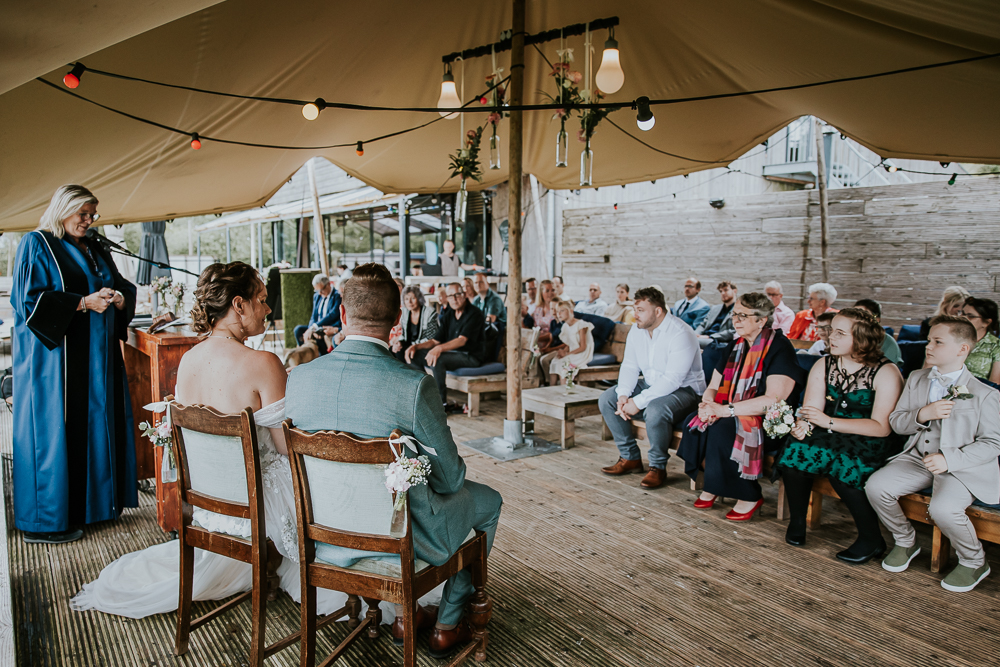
[555,121,568,168]
[160,440,177,484]
[580,138,593,187]
[489,132,501,170]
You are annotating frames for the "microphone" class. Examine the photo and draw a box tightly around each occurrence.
[86,228,126,251]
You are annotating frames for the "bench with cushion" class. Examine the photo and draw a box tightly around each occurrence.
[577,323,630,385]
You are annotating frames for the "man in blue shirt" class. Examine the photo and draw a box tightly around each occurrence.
[472,272,505,325]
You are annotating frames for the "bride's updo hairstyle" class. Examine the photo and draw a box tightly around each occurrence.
[190,261,262,333]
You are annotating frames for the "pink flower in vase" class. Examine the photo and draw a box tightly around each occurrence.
[577,128,587,143]
[487,112,501,126]
[569,71,583,84]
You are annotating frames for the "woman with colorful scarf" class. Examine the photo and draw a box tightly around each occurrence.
[779,308,904,563]
[678,292,803,520]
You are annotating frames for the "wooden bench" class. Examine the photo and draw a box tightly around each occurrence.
[576,323,630,385]
[442,372,540,417]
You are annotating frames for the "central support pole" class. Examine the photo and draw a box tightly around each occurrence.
[814,118,830,283]
[307,158,331,276]
[505,0,526,441]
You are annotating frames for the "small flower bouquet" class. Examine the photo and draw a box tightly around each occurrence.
[385,436,433,514]
[448,127,485,184]
[150,276,185,316]
[139,418,176,483]
[763,400,795,438]
[946,384,974,400]
[561,362,580,389]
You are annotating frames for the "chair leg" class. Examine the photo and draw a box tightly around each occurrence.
[776,479,787,521]
[300,583,317,667]
[468,588,492,663]
[806,488,823,529]
[248,562,267,667]
[346,594,362,630]
[266,544,282,602]
[402,600,417,667]
[467,392,480,417]
[174,541,195,656]
[362,597,382,639]
[932,527,950,573]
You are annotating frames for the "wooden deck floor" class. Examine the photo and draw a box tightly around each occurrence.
[4,392,1000,667]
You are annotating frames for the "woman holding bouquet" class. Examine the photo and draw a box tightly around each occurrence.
[779,307,904,562]
[677,293,802,520]
[540,300,595,385]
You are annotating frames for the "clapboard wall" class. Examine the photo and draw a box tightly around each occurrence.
[560,176,1000,331]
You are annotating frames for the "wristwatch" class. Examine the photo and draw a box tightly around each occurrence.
[728,404,736,418]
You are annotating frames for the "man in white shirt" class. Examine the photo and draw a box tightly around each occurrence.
[598,287,707,489]
[576,282,609,316]
[764,280,795,335]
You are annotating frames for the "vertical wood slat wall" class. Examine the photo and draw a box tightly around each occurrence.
[559,175,1000,331]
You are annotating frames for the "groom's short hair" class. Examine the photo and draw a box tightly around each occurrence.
[341,263,400,331]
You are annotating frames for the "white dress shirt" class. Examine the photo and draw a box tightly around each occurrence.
[617,313,706,410]
[773,301,795,335]
[575,298,609,316]
[344,334,390,351]
[928,367,964,403]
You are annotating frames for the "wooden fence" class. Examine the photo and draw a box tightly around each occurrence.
[560,175,1000,330]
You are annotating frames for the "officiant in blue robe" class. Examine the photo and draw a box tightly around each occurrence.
[11,185,139,544]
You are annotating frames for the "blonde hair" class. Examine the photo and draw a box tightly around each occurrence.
[554,299,575,317]
[536,279,554,307]
[38,185,97,239]
[935,286,970,317]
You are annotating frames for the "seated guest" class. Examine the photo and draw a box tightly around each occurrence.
[867,315,1000,592]
[576,283,609,316]
[695,281,738,349]
[391,286,439,362]
[293,273,341,355]
[335,263,352,291]
[286,263,502,649]
[788,282,838,341]
[780,308,904,562]
[854,298,902,366]
[540,301,595,386]
[599,288,705,490]
[472,272,506,324]
[764,281,795,335]
[553,275,572,303]
[673,277,711,329]
[523,277,538,311]
[604,283,636,324]
[533,279,559,352]
[919,286,970,339]
[679,292,800,519]
[406,282,486,412]
[960,297,1000,383]
[805,311,837,355]
[462,277,476,302]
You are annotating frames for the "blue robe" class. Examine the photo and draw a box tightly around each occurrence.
[11,231,138,532]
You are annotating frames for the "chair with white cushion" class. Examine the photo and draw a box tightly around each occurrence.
[283,422,491,667]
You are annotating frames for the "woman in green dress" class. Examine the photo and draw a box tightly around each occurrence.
[960,297,1000,384]
[779,307,904,563]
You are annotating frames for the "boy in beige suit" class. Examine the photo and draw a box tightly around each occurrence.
[867,315,1000,592]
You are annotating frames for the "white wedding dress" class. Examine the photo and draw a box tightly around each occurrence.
[71,399,438,621]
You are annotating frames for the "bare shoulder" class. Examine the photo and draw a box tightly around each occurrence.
[874,361,903,386]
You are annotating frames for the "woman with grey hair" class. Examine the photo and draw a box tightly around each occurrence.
[392,285,439,362]
[678,292,803,520]
[789,282,839,341]
[11,184,138,544]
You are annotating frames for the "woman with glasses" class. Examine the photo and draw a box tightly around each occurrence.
[11,185,138,544]
[779,308,904,563]
[960,297,1000,384]
[678,292,802,521]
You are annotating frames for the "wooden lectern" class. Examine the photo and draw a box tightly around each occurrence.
[124,327,202,533]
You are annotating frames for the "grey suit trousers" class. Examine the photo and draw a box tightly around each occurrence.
[866,450,986,567]
[599,380,700,469]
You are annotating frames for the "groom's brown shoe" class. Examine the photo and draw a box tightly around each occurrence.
[391,605,438,645]
[640,467,667,489]
[601,458,644,476]
[428,619,473,658]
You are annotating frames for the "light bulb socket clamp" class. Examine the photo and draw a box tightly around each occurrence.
[635,96,653,123]
[313,98,327,111]
[69,63,86,78]
[604,36,619,50]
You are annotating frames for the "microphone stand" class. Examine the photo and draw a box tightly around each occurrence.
[95,237,200,277]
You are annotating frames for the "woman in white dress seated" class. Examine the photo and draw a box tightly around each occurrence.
[539,300,595,386]
[72,262,430,621]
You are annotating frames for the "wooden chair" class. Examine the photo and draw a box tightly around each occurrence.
[170,402,314,665]
[283,423,492,667]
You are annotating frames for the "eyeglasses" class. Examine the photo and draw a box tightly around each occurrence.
[79,212,100,222]
[446,293,462,300]
[962,312,982,320]
[731,312,759,323]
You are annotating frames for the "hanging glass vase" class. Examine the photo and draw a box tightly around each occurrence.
[160,438,177,484]
[555,120,568,168]
[489,131,501,170]
[580,138,593,187]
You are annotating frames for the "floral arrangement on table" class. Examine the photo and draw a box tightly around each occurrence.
[447,126,485,186]
[561,362,580,389]
[385,434,435,513]
[150,276,185,315]
[763,400,795,438]
[139,416,176,483]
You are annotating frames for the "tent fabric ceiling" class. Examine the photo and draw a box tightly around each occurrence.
[1,0,999,231]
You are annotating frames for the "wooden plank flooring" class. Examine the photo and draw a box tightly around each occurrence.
[3,392,1000,666]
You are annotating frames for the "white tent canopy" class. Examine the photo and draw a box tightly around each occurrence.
[1,0,999,230]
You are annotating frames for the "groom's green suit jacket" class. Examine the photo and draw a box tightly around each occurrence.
[285,337,479,565]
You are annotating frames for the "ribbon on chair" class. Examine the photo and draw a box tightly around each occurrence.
[388,433,437,458]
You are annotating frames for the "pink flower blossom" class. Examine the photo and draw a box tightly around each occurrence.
[487,112,501,126]
[577,128,587,143]
[569,71,583,84]
[467,129,477,139]
[555,108,567,118]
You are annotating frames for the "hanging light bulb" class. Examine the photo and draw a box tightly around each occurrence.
[940,161,951,168]
[437,64,461,119]
[356,141,364,156]
[635,96,655,131]
[302,98,326,121]
[190,133,202,150]
[63,63,85,88]
[948,173,957,186]
[595,28,624,94]
[883,160,898,173]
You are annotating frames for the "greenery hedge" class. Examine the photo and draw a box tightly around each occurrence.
[280,269,321,348]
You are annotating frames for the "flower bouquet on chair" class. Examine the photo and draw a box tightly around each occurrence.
[139,416,176,483]
[385,433,436,536]
[763,400,794,438]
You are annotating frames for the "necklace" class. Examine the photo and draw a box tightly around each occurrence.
[827,357,867,410]
[207,333,241,341]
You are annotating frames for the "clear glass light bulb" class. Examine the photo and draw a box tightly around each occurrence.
[595,44,624,94]
[438,80,461,120]
[302,103,320,121]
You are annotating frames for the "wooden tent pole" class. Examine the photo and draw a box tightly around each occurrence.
[307,159,331,276]
[814,118,830,283]
[506,0,525,431]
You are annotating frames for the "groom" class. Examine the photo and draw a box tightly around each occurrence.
[285,263,502,657]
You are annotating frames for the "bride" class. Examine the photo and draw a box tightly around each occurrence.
[72,262,426,621]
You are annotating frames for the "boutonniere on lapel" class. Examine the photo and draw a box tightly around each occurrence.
[946,384,974,400]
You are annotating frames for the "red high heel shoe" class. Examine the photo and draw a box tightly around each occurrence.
[725,498,764,521]
[693,495,717,509]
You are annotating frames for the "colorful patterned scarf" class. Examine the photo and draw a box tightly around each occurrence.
[688,327,776,479]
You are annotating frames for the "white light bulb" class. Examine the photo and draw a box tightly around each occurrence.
[302,103,320,121]
[595,42,625,94]
[637,115,655,131]
[437,79,461,120]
